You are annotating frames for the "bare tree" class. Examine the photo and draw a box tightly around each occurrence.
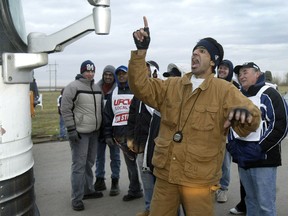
[273,76,281,85]
[285,72,288,85]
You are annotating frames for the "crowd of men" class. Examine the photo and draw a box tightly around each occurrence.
[59,16,288,216]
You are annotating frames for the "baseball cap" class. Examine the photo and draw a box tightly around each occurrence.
[115,65,128,74]
[163,67,181,77]
[234,62,260,75]
[146,60,159,71]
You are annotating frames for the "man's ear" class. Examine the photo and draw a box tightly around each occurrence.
[210,61,215,66]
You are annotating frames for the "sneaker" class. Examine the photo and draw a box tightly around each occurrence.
[216,189,228,203]
[72,200,84,211]
[94,177,107,191]
[122,193,143,201]
[83,191,103,200]
[229,207,246,215]
[136,210,150,216]
[109,178,120,196]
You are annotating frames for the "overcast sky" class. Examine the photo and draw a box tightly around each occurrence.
[21,0,288,87]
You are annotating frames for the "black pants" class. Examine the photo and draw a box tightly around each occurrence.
[123,151,143,196]
[236,181,247,212]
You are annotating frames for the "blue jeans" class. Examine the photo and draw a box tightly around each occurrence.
[137,153,156,211]
[220,148,231,190]
[95,140,120,179]
[59,115,66,138]
[238,167,277,216]
[70,131,99,202]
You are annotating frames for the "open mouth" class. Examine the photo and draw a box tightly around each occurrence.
[192,58,200,69]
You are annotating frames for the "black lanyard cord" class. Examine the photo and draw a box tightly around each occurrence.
[178,90,201,132]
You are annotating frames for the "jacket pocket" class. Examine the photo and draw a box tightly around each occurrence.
[161,100,181,128]
[237,141,266,168]
[152,137,171,168]
[75,113,84,125]
[191,105,218,131]
[184,145,218,179]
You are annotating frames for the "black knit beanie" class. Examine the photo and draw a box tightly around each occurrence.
[193,37,224,70]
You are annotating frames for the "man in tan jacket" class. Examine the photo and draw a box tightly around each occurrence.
[128,17,261,216]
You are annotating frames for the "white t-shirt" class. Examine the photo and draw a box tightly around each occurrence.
[191,75,205,92]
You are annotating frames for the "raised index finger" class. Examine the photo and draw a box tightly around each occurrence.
[143,16,149,28]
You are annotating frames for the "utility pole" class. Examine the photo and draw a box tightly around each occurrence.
[54,61,57,90]
[49,64,51,91]
[47,61,58,91]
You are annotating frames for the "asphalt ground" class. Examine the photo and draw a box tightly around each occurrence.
[32,138,288,216]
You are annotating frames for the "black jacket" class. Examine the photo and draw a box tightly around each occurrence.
[103,86,133,140]
[228,74,288,168]
[126,97,152,153]
[146,110,161,171]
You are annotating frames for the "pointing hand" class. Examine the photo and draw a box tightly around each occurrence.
[133,16,150,50]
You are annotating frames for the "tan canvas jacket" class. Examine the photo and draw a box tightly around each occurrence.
[128,51,261,187]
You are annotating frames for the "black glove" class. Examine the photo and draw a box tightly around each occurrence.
[68,129,80,144]
[224,108,252,129]
[105,137,115,147]
[133,27,150,50]
[232,108,250,119]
